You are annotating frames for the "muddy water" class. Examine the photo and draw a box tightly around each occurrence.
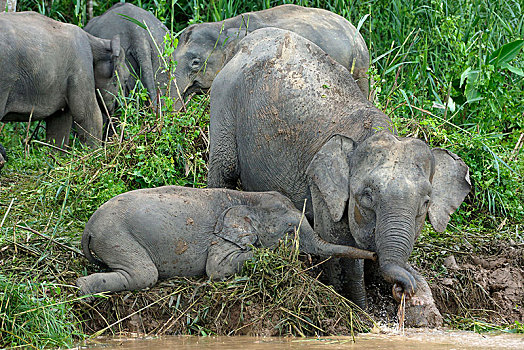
[83,329,524,350]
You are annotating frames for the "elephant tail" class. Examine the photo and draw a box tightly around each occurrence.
[81,230,107,268]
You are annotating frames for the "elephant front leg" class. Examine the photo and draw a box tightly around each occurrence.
[205,238,254,280]
[401,264,443,327]
[309,183,367,308]
[46,110,72,148]
[67,76,103,147]
[323,257,367,309]
[207,106,239,189]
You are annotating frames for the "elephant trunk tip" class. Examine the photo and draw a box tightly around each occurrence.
[337,246,377,261]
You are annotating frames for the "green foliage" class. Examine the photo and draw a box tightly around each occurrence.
[355,0,524,223]
[0,275,82,348]
[447,316,524,334]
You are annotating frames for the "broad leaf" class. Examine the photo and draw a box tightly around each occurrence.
[487,40,524,67]
[501,63,524,76]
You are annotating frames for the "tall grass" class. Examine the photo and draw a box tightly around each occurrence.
[0,276,83,348]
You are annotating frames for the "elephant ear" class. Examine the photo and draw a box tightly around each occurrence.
[306,135,356,222]
[222,28,249,63]
[428,148,471,232]
[214,206,260,250]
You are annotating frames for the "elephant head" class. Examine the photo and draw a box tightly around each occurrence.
[215,193,377,261]
[173,23,246,109]
[88,34,129,117]
[307,131,471,300]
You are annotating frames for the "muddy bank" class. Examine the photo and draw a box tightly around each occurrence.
[73,240,523,337]
[365,241,524,328]
[75,243,374,337]
[432,243,524,324]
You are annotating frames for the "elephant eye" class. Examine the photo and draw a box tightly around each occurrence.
[190,58,201,70]
[359,188,373,208]
[418,198,430,216]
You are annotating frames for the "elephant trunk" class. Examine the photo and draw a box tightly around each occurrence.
[173,79,188,112]
[298,224,376,261]
[375,209,417,299]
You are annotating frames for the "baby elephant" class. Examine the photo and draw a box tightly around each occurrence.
[76,186,376,297]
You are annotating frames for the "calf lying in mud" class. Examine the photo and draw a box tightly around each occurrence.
[76,186,376,297]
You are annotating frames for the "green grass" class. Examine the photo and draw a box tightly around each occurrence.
[1,0,523,347]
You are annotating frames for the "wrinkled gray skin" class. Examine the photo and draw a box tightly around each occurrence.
[0,144,6,170]
[0,12,126,147]
[76,186,376,297]
[208,28,471,327]
[174,4,370,109]
[85,3,170,106]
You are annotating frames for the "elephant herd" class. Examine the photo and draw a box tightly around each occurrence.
[1,4,471,327]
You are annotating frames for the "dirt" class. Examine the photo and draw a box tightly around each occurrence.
[365,241,524,327]
[432,243,524,324]
[75,241,523,337]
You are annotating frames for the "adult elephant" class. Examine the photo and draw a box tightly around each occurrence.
[174,4,370,109]
[85,3,171,105]
[0,11,126,147]
[208,28,471,327]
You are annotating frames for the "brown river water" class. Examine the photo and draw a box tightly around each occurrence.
[78,329,524,349]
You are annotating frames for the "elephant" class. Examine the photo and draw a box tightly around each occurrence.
[208,28,471,326]
[0,143,6,170]
[173,4,370,110]
[0,11,127,148]
[85,3,171,106]
[76,186,376,297]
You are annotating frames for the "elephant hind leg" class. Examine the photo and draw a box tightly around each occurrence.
[77,238,159,297]
[46,109,73,148]
[76,263,158,297]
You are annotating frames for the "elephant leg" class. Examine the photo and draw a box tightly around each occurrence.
[323,257,367,309]
[309,182,367,308]
[46,109,72,148]
[77,236,159,297]
[205,239,253,280]
[207,109,239,189]
[67,76,103,147]
[402,264,443,327]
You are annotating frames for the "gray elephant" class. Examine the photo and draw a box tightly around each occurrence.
[208,28,471,326]
[76,186,376,297]
[173,4,370,109]
[85,3,171,105]
[0,12,127,147]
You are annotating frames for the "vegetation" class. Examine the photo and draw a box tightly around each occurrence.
[1,0,523,348]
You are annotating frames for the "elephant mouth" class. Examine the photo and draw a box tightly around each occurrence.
[182,79,209,99]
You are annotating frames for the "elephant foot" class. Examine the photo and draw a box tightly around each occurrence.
[403,293,443,327]
[76,277,96,302]
[399,265,443,327]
